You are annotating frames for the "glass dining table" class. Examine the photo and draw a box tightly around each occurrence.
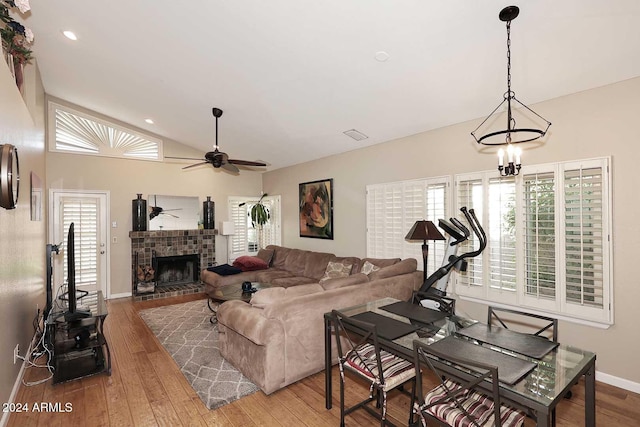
[324,297,596,427]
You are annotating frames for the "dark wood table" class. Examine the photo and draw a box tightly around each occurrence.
[206,282,274,323]
[324,297,596,427]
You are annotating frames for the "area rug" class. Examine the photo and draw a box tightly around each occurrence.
[139,299,259,409]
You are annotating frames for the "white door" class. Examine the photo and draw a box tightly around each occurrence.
[50,190,110,295]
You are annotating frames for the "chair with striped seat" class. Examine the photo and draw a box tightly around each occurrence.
[331,310,417,427]
[412,340,526,427]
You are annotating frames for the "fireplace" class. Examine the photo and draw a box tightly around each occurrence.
[129,229,216,301]
[154,253,200,286]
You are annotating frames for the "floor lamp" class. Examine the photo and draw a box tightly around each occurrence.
[221,221,235,264]
[405,220,445,282]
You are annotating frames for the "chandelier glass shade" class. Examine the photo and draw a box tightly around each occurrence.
[471,5,551,177]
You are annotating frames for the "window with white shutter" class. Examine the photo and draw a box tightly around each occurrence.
[48,101,163,161]
[488,176,517,292]
[61,196,99,288]
[455,175,484,295]
[228,195,281,260]
[366,177,450,274]
[454,157,612,325]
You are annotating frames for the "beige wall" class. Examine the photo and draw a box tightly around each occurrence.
[263,76,640,386]
[45,100,264,295]
[0,61,46,408]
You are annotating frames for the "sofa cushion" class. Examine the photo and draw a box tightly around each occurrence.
[303,251,336,279]
[268,245,292,269]
[333,256,362,274]
[320,273,369,290]
[360,260,381,275]
[233,256,269,271]
[250,283,324,308]
[368,258,417,280]
[271,276,318,288]
[256,248,275,266]
[357,258,402,273]
[319,261,353,282]
[254,268,296,283]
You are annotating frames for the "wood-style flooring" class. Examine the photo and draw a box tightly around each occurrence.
[7,293,640,426]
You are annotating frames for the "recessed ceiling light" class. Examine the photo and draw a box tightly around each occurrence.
[144,118,154,124]
[62,30,77,41]
[374,51,390,62]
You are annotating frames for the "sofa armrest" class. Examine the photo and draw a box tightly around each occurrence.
[216,300,284,346]
[201,269,261,290]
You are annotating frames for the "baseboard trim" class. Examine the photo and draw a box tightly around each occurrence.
[597,371,640,394]
[0,337,35,427]
[108,292,132,300]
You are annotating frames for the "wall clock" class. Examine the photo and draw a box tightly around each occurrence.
[0,144,20,209]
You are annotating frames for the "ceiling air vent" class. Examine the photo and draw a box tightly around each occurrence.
[343,129,368,141]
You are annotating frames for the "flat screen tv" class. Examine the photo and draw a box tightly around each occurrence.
[61,222,90,321]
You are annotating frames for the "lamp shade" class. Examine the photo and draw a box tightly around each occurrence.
[221,221,235,236]
[405,220,445,242]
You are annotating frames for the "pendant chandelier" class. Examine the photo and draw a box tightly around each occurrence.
[471,5,551,176]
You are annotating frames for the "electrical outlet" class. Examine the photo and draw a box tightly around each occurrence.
[13,344,19,364]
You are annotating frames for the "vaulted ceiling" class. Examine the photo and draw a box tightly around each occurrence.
[25,0,640,170]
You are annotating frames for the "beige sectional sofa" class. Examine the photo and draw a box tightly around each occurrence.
[205,245,422,394]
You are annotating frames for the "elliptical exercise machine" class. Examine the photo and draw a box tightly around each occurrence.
[414,207,487,313]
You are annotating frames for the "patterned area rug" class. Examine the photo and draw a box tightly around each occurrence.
[139,299,259,409]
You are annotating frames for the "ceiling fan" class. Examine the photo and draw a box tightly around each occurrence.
[178,108,267,173]
[149,195,181,220]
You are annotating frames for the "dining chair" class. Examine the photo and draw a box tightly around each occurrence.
[331,309,416,427]
[412,340,526,427]
[487,306,558,342]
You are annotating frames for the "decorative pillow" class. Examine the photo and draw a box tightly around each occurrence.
[255,248,275,266]
[232,256,269,272]
[319,261,353,282]
[206,264,242,276]
[360,260,381,276]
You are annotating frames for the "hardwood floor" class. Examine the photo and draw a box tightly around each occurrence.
[8,293,640,426]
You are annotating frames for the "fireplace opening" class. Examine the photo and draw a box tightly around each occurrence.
[153,254,200,287]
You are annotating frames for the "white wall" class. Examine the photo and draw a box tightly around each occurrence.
[263,76,640,386]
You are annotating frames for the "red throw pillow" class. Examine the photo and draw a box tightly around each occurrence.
[232,256,269,272]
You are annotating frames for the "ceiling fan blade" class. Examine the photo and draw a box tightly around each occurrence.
[165,156,205,161]
[182,161,209,169]
[228,159,267,167]
[221,162,240,173]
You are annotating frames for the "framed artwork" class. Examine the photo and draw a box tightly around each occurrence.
[299,178,333,239]
[30,171,42,221]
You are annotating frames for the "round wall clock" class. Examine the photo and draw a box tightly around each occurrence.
[0,144,20,209]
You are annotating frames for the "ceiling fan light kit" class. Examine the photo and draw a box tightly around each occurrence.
[471,5,552,177]
[182,108,267,173]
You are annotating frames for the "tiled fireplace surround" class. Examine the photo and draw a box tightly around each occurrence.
[129,229,216,301]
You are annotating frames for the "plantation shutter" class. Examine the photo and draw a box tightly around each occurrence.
[229,198,248,258]
[454,175,484,293]
[425,181,449,274]
[488,176,517,291]
[61,196,99,288]
[563,164,605,309]
[228,195,281,259]
[522,170,556,300]
[366,177,449,267]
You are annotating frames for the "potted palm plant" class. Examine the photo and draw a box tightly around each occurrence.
[239,193,270,250]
